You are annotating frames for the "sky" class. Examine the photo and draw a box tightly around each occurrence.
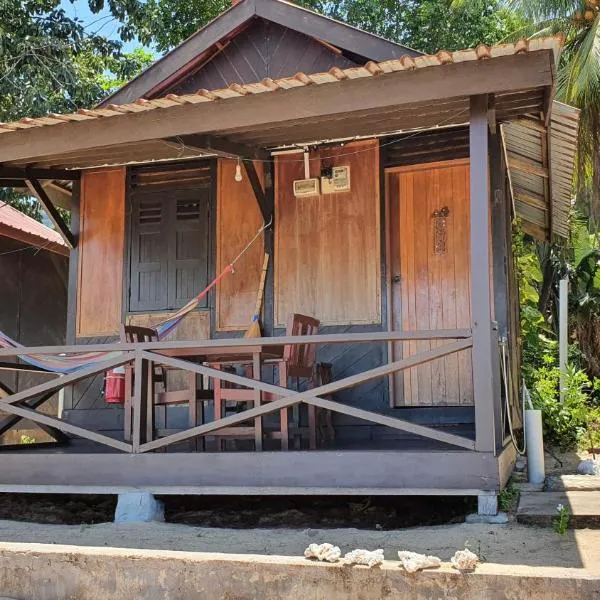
[59,0,143,53]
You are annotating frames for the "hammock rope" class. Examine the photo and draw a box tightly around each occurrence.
[0,217,272,374]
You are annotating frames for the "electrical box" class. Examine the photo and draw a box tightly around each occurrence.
[321,165,351,194]
[293,178,321,198]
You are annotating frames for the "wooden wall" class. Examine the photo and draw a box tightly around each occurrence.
[77,168,126,337]
[216,160,265,331]
[0,237,68,444]
[274,140,381,327]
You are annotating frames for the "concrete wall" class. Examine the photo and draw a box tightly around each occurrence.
[0,543,597,600]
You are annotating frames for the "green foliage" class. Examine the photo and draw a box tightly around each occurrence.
[498,480,520,513]
[553,503,570,535]
[530,364,600,450]
[20,434,36,444]
[95,0,526,54]
[0,0,153,222]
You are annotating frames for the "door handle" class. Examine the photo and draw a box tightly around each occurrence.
[391,274,401,284]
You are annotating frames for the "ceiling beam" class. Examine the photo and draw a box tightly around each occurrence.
[25,179,75,249]
[0,51,555,166]
[166,134,270,160]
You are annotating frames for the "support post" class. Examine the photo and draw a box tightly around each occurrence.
[559,276,569,401]
[470,95,500,453]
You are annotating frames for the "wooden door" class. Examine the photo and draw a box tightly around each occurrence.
[388,159,473,407]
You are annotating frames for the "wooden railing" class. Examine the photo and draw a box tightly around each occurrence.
[0,330,475,453]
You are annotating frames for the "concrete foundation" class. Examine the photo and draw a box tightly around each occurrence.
[477,492,498,516]
[0,542,597,600]
[114,491,164,523]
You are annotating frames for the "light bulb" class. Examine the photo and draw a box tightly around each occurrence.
[234,160,243,182]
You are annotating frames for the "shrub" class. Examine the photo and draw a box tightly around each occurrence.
[530,364,600,451]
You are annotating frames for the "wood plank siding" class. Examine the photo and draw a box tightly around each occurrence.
[216,159,265,331]
[77,168,125,337]
[388,160,473,407]
[168,19,359,96]
[0,237,68,444]
[274,140,381,327]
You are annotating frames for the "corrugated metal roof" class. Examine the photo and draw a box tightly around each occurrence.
[0,202,68,255]
[0,36,563,137]
[502,100,579,240]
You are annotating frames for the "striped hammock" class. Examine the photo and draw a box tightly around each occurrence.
[0,219,270,375]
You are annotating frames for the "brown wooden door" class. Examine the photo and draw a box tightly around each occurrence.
[388,159,473,407]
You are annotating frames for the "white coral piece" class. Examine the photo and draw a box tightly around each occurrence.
[578,459,600,475]
[397,551,441,573]
[343,548,384,567]
[304,543,341,563]
[450,548,479,571]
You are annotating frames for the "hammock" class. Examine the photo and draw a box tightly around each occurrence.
[0,218,271,375]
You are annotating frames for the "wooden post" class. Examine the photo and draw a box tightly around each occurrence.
[470,95,499,453]
[131,354,148,453]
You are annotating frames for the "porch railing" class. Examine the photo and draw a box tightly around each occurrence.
[0,330,475,454]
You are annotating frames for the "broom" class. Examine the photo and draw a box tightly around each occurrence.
[245,253,270,338]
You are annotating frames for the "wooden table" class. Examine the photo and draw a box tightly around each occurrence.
[152,344,285,451]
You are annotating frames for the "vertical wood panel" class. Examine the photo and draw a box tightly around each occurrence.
[216,159,264,331]
[77,168,125,337]
[275,140,380,326]
[390,159,472,407]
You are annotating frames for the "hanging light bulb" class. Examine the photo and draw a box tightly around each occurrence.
[234,158,243,182]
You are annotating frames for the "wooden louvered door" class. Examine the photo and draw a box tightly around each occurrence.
[130,195,169,311]
[388,159,473,407]
[128,162,211,312]
[168,190,210,309]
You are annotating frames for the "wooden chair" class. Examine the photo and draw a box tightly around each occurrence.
[121,324,203,450]
[210,313,326,451]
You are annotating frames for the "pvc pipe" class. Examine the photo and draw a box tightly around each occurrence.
[559,277,568,401]
[525,409,545,484]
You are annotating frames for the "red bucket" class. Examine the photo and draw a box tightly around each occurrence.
[105,366,126,404]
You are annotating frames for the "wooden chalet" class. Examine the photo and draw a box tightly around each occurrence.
[0,0,580,509]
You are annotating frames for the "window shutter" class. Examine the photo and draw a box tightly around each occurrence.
[129,194,169,311]
[167,188,210,309]
[128,161,212,312]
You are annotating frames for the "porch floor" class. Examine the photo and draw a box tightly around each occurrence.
[0,436,512,497]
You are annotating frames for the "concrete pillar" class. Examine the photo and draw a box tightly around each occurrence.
[114,491,164,523]
[478,492,498,516]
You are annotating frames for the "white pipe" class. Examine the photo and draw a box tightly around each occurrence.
[303,150,311,180]
[559,277,568,401]
[525,409,545,484]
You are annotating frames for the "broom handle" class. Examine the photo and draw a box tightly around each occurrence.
[253,253,270,316]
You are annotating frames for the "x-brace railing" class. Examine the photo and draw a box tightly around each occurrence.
[0,353,135,452]
[0,332,475,454]
[138,338,474,453]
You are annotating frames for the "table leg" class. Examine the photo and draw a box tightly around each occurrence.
[188,371,198,452]
[123,364,133,443]
[253,352,263,451]
[279,363,289,451]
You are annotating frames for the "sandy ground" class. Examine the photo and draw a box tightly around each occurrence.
[0,519,597,573]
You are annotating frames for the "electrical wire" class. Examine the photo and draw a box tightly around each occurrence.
[164,108,470,165]
[500,336,527,455]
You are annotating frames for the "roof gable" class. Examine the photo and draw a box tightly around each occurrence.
[167,19,360,96]
[102,0,418,105]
